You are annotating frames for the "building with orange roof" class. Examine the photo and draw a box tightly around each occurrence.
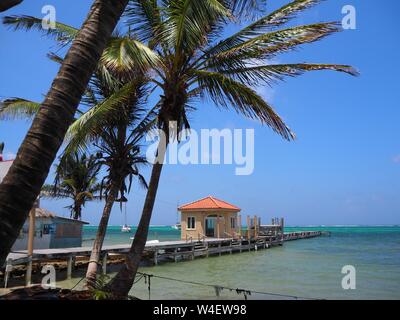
[178,196,241,240]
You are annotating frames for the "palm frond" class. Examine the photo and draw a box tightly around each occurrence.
[161,0,232,52]
[205,0,323,56]
[3,15,78,45]
[220,63,359,85]
[124,0,164,45]
[228,0,265,18]
[100,37,161,76]
[193,70,295,140]
[0,98,41,120]
[40,184,71,199]
[204,22,341,69]
[64,81,141,155]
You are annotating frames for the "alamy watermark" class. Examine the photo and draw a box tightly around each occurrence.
[41,5,56,30]
[145,122,255,176]
[342,5,357,30]
[41,264,57,289]
[341,265,356,290]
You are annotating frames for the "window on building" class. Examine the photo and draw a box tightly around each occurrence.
[187,216,196,229]
[43,224,51,235]
[231,217,236,229]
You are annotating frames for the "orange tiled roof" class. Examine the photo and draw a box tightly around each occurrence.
[178,196,240,211]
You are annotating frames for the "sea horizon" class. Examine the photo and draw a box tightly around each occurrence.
[84,224,400,228]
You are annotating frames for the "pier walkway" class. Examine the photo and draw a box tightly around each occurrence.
[2,230,326,287]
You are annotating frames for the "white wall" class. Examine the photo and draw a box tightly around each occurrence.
[11,217,52,251]
[0,160,13,183]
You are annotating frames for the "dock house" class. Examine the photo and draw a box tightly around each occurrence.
[178,196,241,240]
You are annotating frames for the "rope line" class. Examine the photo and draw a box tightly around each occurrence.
[136,272,325,300]
[67,273,325,300]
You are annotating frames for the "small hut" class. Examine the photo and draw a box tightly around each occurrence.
[1,158,88,250]
[11,207,89,250]
[178,196,241,240]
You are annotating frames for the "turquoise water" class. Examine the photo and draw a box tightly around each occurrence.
[70,225,400,299]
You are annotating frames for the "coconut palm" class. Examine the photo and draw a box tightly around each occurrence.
[0,142,4,161]
[0,0,131,267]
[0,40,155,287]
[1,5,162,282]
[41,152,102,220]
[1,56,153,286]
[105,0,358,296]
[0,0,22,12]
[0,20,159,285]
[46,35,156,285]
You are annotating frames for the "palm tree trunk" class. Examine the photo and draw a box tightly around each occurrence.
[85,181,121,287]
[0,0,23,12]
[0,0,129,267]
[73,203,82,220]
[107,145,167,297]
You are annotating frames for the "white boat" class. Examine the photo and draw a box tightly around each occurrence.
[171,223,181,230]
[171,205,181,230]
[121,224,131,233]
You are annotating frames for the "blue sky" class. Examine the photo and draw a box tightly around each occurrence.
[1,0,399,226]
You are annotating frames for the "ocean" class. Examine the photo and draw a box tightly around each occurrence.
[59,225,400,300]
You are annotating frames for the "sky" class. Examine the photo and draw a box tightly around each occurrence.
[0,0,399,226]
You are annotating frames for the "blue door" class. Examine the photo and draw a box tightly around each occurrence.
[205,218,215,237]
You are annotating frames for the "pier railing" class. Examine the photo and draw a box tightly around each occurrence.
[3,230,325,288]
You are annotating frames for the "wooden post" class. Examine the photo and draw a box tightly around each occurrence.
[253,215,257,239]
[25,257,32,287]
[174,248,178,262]
[217,216,220,238]
[246,215,250,239]
[218,242,222,256]
[26,200,38,287]
[4,259,12,289]
[191,245,195,260]
[27,208,36,257]
[67,256,73,279]
[102,254,107,275]
[237,214,241,237]
[154,249,158,265]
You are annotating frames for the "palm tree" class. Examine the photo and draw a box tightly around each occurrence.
[0,0,22,12]
[0,11,159,285]
[106,0,358,296]
[41,152,102,220]
[0,142,4,161]
[44,34,156,285]
[0,41,155,287]
[0,0,131,267]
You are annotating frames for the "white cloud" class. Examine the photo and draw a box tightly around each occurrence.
[256,85,275,103]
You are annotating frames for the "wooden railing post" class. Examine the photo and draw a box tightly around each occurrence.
[237,214,242,238]
[253,215,257,239]
[246,215,250,239]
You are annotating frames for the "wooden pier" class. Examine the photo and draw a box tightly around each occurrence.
[1,230,326,288]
